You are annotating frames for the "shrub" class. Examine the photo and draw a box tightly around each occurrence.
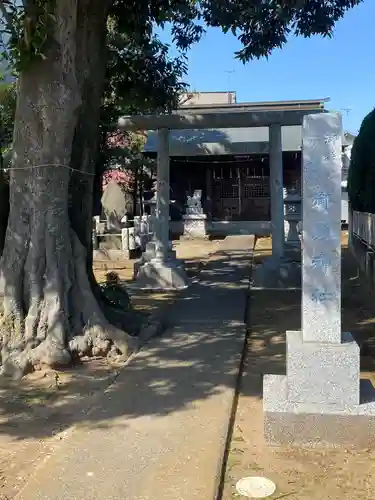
[348,108,375,213]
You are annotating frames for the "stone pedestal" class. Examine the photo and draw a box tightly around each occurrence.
[182,190,207,239]
[183,214,207,238]
[263,113,375,449]
[285,330,359,408]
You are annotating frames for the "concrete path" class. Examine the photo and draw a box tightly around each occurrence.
[15,236,254,500]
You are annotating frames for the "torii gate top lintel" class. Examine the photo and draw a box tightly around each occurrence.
[118,108,325,132]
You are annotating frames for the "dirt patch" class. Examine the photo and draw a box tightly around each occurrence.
[0,238,220,499]
[222,233,375,500]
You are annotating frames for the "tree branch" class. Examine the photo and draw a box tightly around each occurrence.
[0,0,16,36]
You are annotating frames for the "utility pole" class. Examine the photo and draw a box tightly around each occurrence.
[340,108,352,117]
[225,69,235,87]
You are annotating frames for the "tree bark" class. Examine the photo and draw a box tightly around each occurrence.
[69,0,126,305]
[0,168,9,255]
[0,0,134,378]
[70,0,110,267]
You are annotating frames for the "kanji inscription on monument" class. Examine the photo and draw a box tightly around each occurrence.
[302,114,342,343]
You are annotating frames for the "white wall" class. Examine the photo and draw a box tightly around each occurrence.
[179,92,236,106]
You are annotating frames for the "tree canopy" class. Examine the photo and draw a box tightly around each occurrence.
[1,1,362,71]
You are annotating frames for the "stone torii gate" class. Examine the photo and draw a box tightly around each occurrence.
[118,108,322,290]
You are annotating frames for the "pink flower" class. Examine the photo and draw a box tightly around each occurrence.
[102,169,135,190]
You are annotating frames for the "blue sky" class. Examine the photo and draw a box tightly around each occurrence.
[161,1,373,134]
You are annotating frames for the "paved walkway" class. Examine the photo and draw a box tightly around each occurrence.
[16,236,254,500]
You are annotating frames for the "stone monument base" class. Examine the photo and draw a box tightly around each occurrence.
[264,331,375,448]
[134,257,188,290]
[264,376,375,449]
[182,214,207,239]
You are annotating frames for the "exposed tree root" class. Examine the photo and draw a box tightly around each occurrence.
[0,0,141,380]
[0,224,138,379]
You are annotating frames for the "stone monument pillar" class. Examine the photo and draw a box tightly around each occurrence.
[263,113,375,449]
[134,128,188,289]
[183,190,207,238]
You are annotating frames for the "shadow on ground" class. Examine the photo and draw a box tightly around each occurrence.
[1,242,375,440]
[0,248,252,445]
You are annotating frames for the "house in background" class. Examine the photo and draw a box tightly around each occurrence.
[143,91,353,235]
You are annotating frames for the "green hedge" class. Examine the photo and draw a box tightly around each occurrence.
[348,108,375,213]
[0,81,16,148]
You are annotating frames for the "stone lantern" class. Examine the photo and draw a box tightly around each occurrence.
[283,186,302,248]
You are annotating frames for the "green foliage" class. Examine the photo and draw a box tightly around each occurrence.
[0,79,15,145]
[347,109,375,213]
[0,79,15,176]
[98,9,190,185]
[99,13,188,169]
[0,0,56,71]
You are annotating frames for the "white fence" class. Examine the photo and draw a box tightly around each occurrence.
[351,210,375,248]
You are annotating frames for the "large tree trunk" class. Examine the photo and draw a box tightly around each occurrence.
[70,0,109,271]
[0,0,134,378]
